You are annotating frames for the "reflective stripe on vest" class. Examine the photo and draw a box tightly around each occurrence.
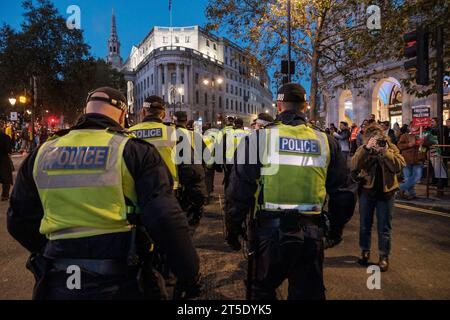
[259,124,330,215]
[130,122,179,189]
[33,129,136,240]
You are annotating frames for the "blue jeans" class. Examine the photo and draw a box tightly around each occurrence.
[359,193,394,256]
[400,164,423,196]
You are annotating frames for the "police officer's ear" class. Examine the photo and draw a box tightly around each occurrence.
[160,110,166,121]
[118,109,127,128]
[140,107,146,119]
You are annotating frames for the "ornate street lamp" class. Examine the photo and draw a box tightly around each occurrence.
[9,92,16,107]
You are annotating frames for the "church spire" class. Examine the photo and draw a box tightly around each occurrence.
[107,8,122,69]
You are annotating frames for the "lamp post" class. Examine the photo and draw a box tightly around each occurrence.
[9,92,17,107]
[202,76,223,125]
[287,0,292,82]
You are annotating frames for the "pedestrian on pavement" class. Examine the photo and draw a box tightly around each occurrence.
[333,121,351,161]
[0,123,14,201]
[393,122,401,142]
[397,125,431,200]
[424,122,447,193]
[7,87,200,300]
[21,125,30,154]
[350,123,359,155]
[381,121,397,145]
[356,120,369,148]
[225,83,354,300]
[254,113,274,130]
[352,123,406,272]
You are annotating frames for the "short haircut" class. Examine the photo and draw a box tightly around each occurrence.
[145,107,164,118]
[281,101,306,111]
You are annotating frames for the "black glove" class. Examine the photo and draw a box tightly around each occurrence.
[324,235,343,249]
[226,233,242,251]
[226,223,245,251]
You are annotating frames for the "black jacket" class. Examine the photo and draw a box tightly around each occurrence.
[174,123,207,210]
[225,110,351,235]
[7,113,199,286]
[0,131,13,185]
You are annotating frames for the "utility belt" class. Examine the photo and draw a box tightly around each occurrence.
[51,258,129,276]
[256,210,323,229]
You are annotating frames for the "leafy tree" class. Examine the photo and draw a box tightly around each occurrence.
[0,0,126,124]
[206,0,449,118]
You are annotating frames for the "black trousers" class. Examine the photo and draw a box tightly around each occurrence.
[2,184,10,198]
[40,268,166,300]
[250,223,325,300]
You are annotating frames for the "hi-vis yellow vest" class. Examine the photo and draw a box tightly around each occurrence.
[33,129,138,240]
[130,121,179,189]
[257,123,330,215]
[203,128,220,168]
[225,128,249,161]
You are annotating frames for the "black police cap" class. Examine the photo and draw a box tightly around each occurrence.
[277,83,307,103]
[174,111,188,122]
[234,118,244,126]
[144,95,166,110]
[87,87,127,111]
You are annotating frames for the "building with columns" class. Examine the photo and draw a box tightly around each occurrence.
[121,26,274,125]
[319,59,450,128]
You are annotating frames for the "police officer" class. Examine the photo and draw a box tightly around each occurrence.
[173,111,207,227]
[203,124,220,204]
[225,83,353,300]
[130,96,180,190]
[254,113,274,130]
[7,87,200,300]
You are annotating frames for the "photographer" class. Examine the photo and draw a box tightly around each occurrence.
[351,124,405,272]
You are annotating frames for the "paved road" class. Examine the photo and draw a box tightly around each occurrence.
[0,155,33,300]
[1,156,449,299]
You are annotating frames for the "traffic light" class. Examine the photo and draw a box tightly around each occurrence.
[403,27,429,85]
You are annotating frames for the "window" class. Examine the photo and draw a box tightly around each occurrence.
[151,74,154,85]
[205,93,208,105]
[171,73,176,85]
[230,85,233,94]
[240,102,242,112]
[185,36,190,43]
[219,96,222,109]
[162,72,165,84]
[206,40,210,47]
[196,90,199,104]
[231,100,234,110]
[213,43,217,50]
[175,36,179,43]
[181,73,184,84]
[163,36,168,44]
[226,98,229,109]
[226,84,229,93]
[240,88,242,97]
[195,73,199,84]
[225,57,228,65]
[244,103,246,113]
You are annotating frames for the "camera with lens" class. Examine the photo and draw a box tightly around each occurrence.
[376,138,387,148]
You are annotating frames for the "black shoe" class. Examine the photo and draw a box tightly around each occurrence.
[378,255,389,272]
[358,250,371,266]
[226,236,242,251]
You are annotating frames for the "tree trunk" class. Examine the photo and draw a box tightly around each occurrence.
[309,47,319,121]
[309,12,326,121]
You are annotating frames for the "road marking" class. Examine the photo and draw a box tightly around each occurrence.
[395,203,450,218]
